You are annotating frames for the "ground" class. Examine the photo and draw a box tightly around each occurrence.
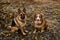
[0,0,60,40]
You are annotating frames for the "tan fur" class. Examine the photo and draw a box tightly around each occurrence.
[33,0,52,3]
[33,13,48,33]
[9,8,27,35]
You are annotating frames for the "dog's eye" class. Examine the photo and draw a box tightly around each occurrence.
[20,14,25,19]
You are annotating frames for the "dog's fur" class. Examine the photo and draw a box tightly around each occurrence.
[33,13,48,33]
[8,8,27,35]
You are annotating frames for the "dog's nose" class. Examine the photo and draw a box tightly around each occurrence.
[37,19,40,21]
[20,14,25,19]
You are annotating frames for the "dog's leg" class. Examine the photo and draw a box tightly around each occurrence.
[11,27,18,32]
[33,29,37,34]
[25,30,28,33]
[41,27,44,33]
[20,27,26,35]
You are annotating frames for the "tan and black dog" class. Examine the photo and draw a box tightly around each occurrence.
[8,8,27,35]
[33,12,48,33]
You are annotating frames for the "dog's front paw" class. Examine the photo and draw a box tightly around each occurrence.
[23,32,26,35]
[41,30,44,33]
[25,30,28,32]
[33,29,36,34]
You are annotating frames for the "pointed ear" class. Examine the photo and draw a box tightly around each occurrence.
[23,8,26,13]
[18,8,21,14]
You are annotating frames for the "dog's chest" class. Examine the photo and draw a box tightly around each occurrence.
[13,16,26,27]
[34,20,45,28]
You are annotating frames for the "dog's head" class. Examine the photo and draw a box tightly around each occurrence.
[33,13,44,25]
[18,8,26,20]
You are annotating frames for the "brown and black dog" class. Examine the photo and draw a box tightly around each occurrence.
[8,8,27,35]
[33,12,48,33]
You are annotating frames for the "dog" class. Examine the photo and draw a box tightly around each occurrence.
[8,8,27,35]
[33,12,48,33]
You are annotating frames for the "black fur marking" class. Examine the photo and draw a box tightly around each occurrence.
[18,29,23,35]
[20,14,25,20]
[11,20,16,26]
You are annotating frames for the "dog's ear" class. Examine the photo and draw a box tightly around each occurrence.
[40,13,45,19]
[40,13,44,16]
[18,8,21,14]
[23,8,26,13]
[32,13,36,21]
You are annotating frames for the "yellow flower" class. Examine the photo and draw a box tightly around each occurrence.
[21,38,24,40]
[9,13,13,18]
[29,32,31,34]
[5,34,9,37]
[53,16,56,18]
[35,36,38,40]
[10,13,13,16]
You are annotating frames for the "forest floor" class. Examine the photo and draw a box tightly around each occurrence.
[0,0,60,40]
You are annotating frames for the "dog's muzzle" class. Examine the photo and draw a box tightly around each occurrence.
[20,14,25,20]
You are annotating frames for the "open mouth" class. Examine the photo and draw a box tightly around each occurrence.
[37,21,41,24]
[35,21,41,24]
